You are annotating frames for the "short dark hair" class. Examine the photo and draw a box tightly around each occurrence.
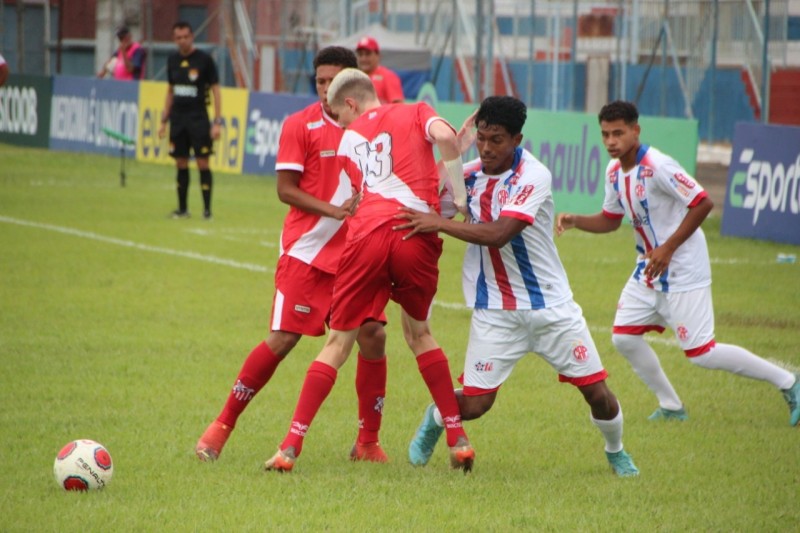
[598,100,639,125]
[115,26,130,39]
[172,21,193,33]
[313,46,358,71]
[475,96,527,136]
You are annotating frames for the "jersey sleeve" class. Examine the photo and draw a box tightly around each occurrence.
[275,114,307,172]
[419,102,454,143]
[601,162,625,219]
[499,163,549,225]
[166,56,175,85]
[205,54,220,85]
[654,156,707,208]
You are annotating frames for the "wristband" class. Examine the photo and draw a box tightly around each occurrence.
[213,117,223,126]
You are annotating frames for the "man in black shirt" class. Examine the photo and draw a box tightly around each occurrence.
[158,21,222,220]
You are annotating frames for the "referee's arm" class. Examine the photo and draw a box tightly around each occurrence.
[158,85,174,139]
[210,84,222,139]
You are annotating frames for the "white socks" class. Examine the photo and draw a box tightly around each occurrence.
[690,343,796,389]
[612,334,684,410]
[591,409,624,454]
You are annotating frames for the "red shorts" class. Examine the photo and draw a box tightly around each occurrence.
[330,221,443,331]
[270,255,334,336]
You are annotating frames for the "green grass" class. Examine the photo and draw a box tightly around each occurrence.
[1,143,798,532]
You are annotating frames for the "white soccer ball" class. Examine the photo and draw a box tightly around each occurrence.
[53,439,114,491]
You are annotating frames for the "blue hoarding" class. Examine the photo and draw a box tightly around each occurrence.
[242,91,315,176]
[722,122,800,245]
[49,76,139,156]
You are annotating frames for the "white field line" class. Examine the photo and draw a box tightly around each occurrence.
[4,215,787,356]
[0,215,273,274]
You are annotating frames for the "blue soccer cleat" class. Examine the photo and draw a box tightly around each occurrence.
[408,403,444,466]
[606,449,640,477]
[782,374,800,427]
[648,406,688,421]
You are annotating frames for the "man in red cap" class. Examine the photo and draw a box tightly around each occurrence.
[355,36,404,104]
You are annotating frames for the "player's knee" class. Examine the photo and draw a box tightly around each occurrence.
[459,394,494,421]
[579,381,618,418]
[612,333,641,356]
[356,321,386,358]
[266,330,301,357]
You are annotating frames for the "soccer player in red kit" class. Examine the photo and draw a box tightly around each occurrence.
[195,48,390,463]
[263,68,474,473]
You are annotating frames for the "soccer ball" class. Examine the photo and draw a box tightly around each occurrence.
[53,439,113,491]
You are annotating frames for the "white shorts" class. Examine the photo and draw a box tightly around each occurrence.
[613,279,716,356]
[461,300,608,395]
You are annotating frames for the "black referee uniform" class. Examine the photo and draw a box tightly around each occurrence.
[165,48,220,218]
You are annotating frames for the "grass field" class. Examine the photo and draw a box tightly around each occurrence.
[1,143,798,532]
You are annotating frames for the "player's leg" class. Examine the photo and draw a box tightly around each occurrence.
[612,279,684,418]
[264,328,359,471]
[196,258,333,461]
[351,319,389,462]
[189,118,214,219]
[668,287,800,426]
[536,300,638,477]
[168,122,191,217]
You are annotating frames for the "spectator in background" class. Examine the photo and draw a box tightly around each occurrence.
[0,53,8,87]
[97,26,146,81]
[355,36,404,104]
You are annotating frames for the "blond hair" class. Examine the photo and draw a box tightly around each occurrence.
[327,68,377,107]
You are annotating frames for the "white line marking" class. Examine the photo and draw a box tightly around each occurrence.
[0,215,273,274]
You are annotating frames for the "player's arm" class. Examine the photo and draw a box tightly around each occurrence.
[429,119,467,214]
[556,212,622,236]
[209,83,222,140]
[643,195,713,279]
[277,169,354,220]
[395,208,526,248]
[157,85,174,138]
[96,52,114,78]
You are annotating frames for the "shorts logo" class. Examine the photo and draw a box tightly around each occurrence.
[677,325,689,341]
[320,150,335,157]
[474,361,493,372]
[673,172,695,188]
[294,304,311,314]
[573,343,589,362]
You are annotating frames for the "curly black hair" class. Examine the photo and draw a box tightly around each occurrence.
[598,100,639,125]
[475,96,527,136]
[313,46,358,70]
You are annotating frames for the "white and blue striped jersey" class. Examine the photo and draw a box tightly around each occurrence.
[602,144,711,293]
[461,148,573,310]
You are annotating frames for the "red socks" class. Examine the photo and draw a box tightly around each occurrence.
[355,353,387,445]
[217,341,281,428]
[280,361,338,456]
[416,348,466,446]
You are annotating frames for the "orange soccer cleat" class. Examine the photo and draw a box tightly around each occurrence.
[448,436,475,473]
[349,441,389,463]
[195,420,233,462]
[264,446,297,472]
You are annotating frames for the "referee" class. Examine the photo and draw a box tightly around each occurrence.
[158,21,222,220]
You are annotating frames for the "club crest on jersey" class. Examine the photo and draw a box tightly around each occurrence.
[572,342,589,362]
[474,360,493,372]
[497,189,509,205]
[635,183,646,199]
[189,68,199,81]
[673,172,695,188]
[640,167,654,178]
[676,325,689,341]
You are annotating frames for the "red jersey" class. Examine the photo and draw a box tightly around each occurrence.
[369,65,404,104]
[275,102,352,274]
[338,102,451,240]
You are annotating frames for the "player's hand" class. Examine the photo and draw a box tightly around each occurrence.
[393,207,443,239]
[457,110,478,155]
[340,190,362,216]
[555,213,575,236]
[158,123,167,139]
[210,123,221,140]
[643,244,675,280]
